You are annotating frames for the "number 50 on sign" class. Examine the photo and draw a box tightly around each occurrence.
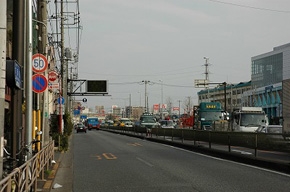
[32,53,48,73]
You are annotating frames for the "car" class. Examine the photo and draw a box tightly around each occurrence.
[159,120,175,128]
[134,120,140,127]
[74,122,83,129]
[119,118,134,127]
[256,125,282,133]
[255,125,288,146]
[75,123,87,133]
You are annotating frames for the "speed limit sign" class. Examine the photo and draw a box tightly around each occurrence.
[32,53,48,73]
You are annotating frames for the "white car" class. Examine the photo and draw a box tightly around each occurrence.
[120,118,134,127]
[159,120,175,128]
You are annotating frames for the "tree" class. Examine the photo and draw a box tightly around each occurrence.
[183,97,193,115]
[165,97,173,115]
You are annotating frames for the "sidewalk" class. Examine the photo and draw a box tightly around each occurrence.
[39,135,73,192]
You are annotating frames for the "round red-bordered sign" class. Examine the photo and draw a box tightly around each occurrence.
[32,74,48,93]
[48,71,58,82]
[32,54,48,73]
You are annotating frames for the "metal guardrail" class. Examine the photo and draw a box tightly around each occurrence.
[0,140,55,192]
[103,126,290,157]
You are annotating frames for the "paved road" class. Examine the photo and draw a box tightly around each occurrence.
[56,130,290,192]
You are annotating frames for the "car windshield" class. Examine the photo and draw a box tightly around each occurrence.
[199,111,223,121]
[88,118,98,123]
[141,116,156,123]
[121,119,131,123]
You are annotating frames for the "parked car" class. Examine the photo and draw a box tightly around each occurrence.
[75,123,87,133]
[159,120,175,128]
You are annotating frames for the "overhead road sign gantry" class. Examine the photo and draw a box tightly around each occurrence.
[67,79,110,96]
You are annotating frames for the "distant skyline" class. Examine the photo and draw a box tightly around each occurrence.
[69,0,290,112]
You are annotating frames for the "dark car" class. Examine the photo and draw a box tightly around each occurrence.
[76,123,87,133]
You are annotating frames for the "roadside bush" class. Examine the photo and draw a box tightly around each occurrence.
[50,112,73,151]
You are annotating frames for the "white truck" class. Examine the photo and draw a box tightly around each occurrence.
[232,107,268,132]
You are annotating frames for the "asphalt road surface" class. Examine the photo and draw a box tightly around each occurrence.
[72,130,290,192]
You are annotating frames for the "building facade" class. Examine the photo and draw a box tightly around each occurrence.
[198,43,290,133]
[197,81,252,113]
[243,43,290,127]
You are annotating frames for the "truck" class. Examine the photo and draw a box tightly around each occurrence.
[180,113,194,128]
[139,112,159,129]
[84,117,101,130]
[231,107,268,132]
[197,102,225,130]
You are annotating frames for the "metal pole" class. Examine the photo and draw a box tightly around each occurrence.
[224,82,227,112]
[60,0,64,134]
[25,0,33,158]
[37,0,49,146]
[0,0,7,177]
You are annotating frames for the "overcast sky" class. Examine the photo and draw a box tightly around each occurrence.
[73,0,290,112]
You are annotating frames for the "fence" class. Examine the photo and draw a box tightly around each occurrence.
[103,126,290,157]
[0,140,54,192]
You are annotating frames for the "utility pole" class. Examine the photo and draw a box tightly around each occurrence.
[204,57,210,102]
[142,80,150,112]
[178,100,181,117]
[37,0,49,146]
[0,0,7,178]
[59,0,64,135]
[159,80,163,117]
[25,0,33,159]
[12,0,25,160]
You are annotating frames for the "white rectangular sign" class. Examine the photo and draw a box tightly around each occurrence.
[194,79,209,88]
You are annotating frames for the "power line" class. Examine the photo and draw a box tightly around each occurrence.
[109,81,194,88]
[208,0,290,13]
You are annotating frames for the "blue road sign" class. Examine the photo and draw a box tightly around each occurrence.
[57,97,65,105]
[32,74,48,93]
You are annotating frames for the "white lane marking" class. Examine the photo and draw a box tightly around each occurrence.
[136,157,154,167]
[166,145,290,177]
[231,149,252,155]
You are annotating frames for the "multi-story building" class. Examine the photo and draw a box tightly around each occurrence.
[243,43,290,126]
[197,81,252,113]
[198,42,290,133]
